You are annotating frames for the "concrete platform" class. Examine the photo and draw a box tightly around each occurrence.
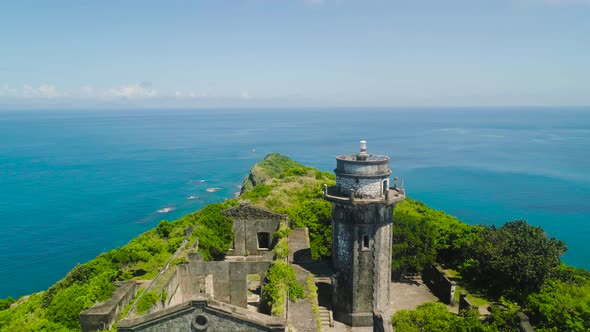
[390,276,438,313]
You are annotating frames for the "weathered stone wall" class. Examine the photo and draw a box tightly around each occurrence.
[187,259,271,309]
[373,220,393,311]
[79,281,137,332]
[517,312,535,332]
[189,260,231,304]
[336,175,388,199]
[422,265,456,305]
[336,160,389,175]
[458,292,478,312]
[163,265,191,309]
[232,218,280,256]
[355,223,374,314]
[223,203,284,256]
[330,202,395,327]
[332,211,352,272]
[372,310,394,332]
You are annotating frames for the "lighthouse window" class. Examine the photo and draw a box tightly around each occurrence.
[362,235,370,250]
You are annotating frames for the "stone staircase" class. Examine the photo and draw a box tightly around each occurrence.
[318,305,333,328]
[314,276,334,329]
[288,227,313,263]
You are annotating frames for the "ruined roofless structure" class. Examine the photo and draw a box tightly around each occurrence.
[323,141,405,327]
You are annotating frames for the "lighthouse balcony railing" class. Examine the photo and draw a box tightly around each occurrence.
[322,185,405,204]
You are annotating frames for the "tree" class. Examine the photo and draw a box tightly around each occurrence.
[156,219,173,238]
[393,198,483,268]
[0,297,14,311]
[462,220,566,299]
[194,203,235,260]
[391,209,436,278]
[527,275,590,332]
[391,302,496,332]
[288,199,332,259]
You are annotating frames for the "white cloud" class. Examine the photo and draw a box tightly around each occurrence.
[0,83,214,100]
[174,91,208,98]
[107,82,158,99]
[241,91,251,99]
[0,82,211,102]
[0,85,17,97]
[0,84,65,98]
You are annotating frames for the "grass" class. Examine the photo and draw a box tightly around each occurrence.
[307,273,322,332]
[444,267,491,307]
[118,288,144,320]
[248,274,261,282]
[466,293,491,307]
[444,268,460,278]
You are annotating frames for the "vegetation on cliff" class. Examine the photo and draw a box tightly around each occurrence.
[192,201,236,261]
[240,153,335,260]
[240,153,304,193]
[260,214,305,317]
[391,198,590,332]
[0,201,236,331]
[392,302,520,332]
[0,298,14,312]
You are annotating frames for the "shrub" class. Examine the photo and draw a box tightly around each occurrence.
[136,291,159,314]
[166,237,183,253]
[286,199,332,260]
[240,184,273,202]
[156,220,174,238]
[0,297,14,311]
[194,202,235,261]
[272,239,290,260]
[261,261,305,317]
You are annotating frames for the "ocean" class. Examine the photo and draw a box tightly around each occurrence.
[0,107,588,298]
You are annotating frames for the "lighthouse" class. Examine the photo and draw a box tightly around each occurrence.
[323,141,405,327]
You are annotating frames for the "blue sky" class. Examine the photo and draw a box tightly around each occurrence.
[1,0,589,108]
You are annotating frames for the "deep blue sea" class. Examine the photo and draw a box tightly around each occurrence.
[1,108,589,298]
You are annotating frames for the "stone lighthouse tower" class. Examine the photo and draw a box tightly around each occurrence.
[323,141,405,327]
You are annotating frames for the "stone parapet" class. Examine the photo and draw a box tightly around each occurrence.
[458,292,478,312]
[79,281,137,332]
[422,265,456,305]
[517,312,535,332]
[323,185,405,205]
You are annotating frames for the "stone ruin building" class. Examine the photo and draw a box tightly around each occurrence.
[79,141,405,332]
[80,204,286,332]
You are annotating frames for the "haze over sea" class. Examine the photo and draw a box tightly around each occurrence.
[0,108,589,298]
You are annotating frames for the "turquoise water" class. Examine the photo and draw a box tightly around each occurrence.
[1,108,589,298]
